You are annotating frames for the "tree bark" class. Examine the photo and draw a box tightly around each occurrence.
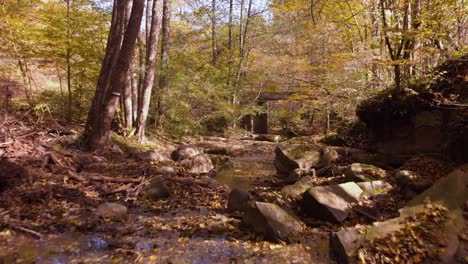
[211,0,217,65]
[66,0,72,121]
[156,0,171,128]
[86,0,145,150]
[123,73,133,130]
[136,0,162,142]
[83,0,128,146]
[226,0,233,86]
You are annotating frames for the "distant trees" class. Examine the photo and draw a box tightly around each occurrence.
[0,0,465,144]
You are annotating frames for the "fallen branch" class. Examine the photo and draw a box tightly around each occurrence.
[67,170,143,183]
[1,221,43,239]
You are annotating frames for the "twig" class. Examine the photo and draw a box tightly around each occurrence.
[47,152,64,167]
[0,141,12,148]
[105,184,134,195]
[67,170,86,181]
[2,221,43,239]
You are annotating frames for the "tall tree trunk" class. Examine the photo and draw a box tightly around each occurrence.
[136,0,162,142]
[156,0,171,128]
[211,0,217,65]
[233,0,252,104]
[130,58,139,124]
[226,0,233,87]
[83,0,128,145]
[85,0,145,150]
[66,0,72,121]
[123,73,133,130]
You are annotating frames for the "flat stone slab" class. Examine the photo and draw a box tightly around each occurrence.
[302,182,363,222]
[243,202,303,241]
[356,180,392,199]
[344,163,386,182]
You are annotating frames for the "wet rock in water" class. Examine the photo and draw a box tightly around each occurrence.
[395,169,432,194]
[273,145,321,176]
[227,188,253,212]
[145,176,170,201]
[179,154,214,174]
[171,144,201,161]
[281,176,315,201]
[356,180,392,199]
[95,203,128,222]
[160,166,177,175]
[344,163,386,182]
[137,149,169,162]
[243,201,303,241]
[302,182,363,222]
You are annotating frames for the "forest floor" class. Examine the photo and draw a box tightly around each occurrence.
[0,111,463,263]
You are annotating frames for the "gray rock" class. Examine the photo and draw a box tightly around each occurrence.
[395,169,432,193]
[160,166,177,175]
[356,180,392,199]
[137,149,169,162]
[179,154,214,174]
[227,188,253,212]
[302,182,363,222]
[281,176,315,201]
[344,163,386,182]
[171,144,201,161]
[145,176,170,201]
[273,145,322,176]
[243,202,303,241]
[330,226,360,264]
[95,203,128,222]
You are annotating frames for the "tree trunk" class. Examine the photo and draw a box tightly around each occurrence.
[136,0,162,142]
[66,0,72,121]
[86,0,145,150]
[83,0,128,146]
[123,73,133,130]
[226,0,233,87]
[211,0,217,65]
[156,0,171,128]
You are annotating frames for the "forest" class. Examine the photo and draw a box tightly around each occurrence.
[0,0,467,263]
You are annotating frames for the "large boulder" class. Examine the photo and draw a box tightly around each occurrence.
[344,163,386,182]
[171,144,201,161]
[145,176,171,201]
[273,144,338,176]
[227,188,253,212]
[330,165,468,264]
[281,176,315,201]
[179,154,214,174]
[243,202,303,241]
[302,182,363,222]
[95,203,128,222]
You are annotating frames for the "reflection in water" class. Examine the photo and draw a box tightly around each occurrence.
[1,233,109,263]
[214,154,276,190]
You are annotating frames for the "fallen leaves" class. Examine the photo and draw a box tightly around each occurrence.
[357,204,450,264]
